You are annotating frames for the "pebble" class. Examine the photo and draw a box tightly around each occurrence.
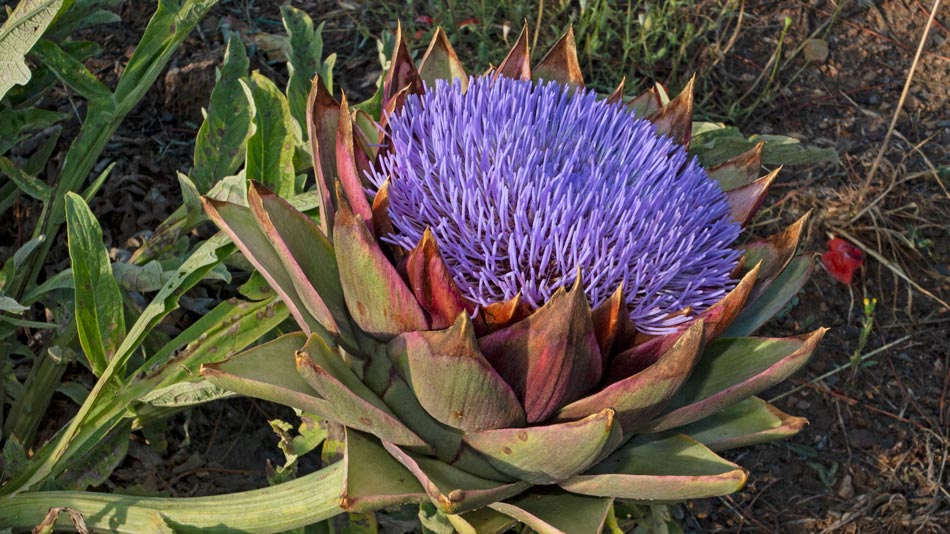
[803,38,830,63]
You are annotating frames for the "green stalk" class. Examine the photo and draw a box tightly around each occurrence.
[2,341,75,446]
[0,462,345,533]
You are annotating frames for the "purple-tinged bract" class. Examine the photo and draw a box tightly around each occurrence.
[370,76,742,334]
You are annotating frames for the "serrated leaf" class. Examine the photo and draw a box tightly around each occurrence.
[281,5,333,135]
[0,0,64,100]
[65,192,125,376]
[192,34,252,192]
[242,71,298,198]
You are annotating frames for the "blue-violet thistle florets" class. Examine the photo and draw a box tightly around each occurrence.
[370,76,742,334]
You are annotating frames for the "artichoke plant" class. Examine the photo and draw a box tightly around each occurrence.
[201,26,824,533]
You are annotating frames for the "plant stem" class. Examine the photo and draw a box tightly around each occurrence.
[0,462,345,533]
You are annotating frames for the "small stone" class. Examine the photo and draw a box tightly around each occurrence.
[803,38,830,64]
[837,474,855,499]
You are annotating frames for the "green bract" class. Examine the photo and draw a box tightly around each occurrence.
[202,26,824,533]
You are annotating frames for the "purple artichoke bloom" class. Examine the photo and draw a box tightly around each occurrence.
[371,76,742,334]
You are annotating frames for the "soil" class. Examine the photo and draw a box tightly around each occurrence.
[3,0,949,532]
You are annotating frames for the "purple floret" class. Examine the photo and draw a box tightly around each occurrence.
[369,76,742,334]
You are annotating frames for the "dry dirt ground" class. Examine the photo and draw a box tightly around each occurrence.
[4,0,950,532]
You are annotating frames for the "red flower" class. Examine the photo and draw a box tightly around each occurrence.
[821,238,863,284]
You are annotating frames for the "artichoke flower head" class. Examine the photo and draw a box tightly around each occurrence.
[201,25,826,534]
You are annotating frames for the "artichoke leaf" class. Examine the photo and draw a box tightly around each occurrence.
[741,213,808,284]
[646,328,827,432]
[382,441,531,515]
[446,507,517,534]
[494,24,531,81]
[646,77,694,148]
[336,93,374,224]
[724,254,814,338]
[333,193,428,339]
[489,491,614,534]
[464,408,622,485]
[356,340,469,464]
[706,141,764,191]
[382,22,423,111]
[604,266,756,382]
[479,281,602,423]
[202,197,329,339]
[201,333,333,418]
[532,28,584,88]
[590,283,634,361]
[678,396,807,451]
[628,86,663,118]
[305,74,339,236]
[559,434,747,501]
[340,429,427,512]
[556,321,704,432]
[406,229,474,330]
[296,334,429,449]
[248,183,351,342]
[389,313,525,433]
[725,167,779,227]
[418,28,468,91]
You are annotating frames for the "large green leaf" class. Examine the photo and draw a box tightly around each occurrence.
[339,430,426,512]
[0,108,67,157]
[464,408,621,485]
[201,332,333,418]
[0,0,64,100]
[724,255,814,337]
[388,313,525,433]
[678,396,807,451]
[249,184,352,344]
[1,233,234,497]
[202,197,330,339]
[65,192,125,376]
[191,34,252,192]
[242,71,297,198]
[491,491,613,534]
[446,508,516,534]
[647,329,826,432]
[382,441,532,515]
[296,334,428,448]
[559,434,747,501]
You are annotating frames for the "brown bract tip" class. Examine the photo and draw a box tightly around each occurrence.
[494,24,531,81]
